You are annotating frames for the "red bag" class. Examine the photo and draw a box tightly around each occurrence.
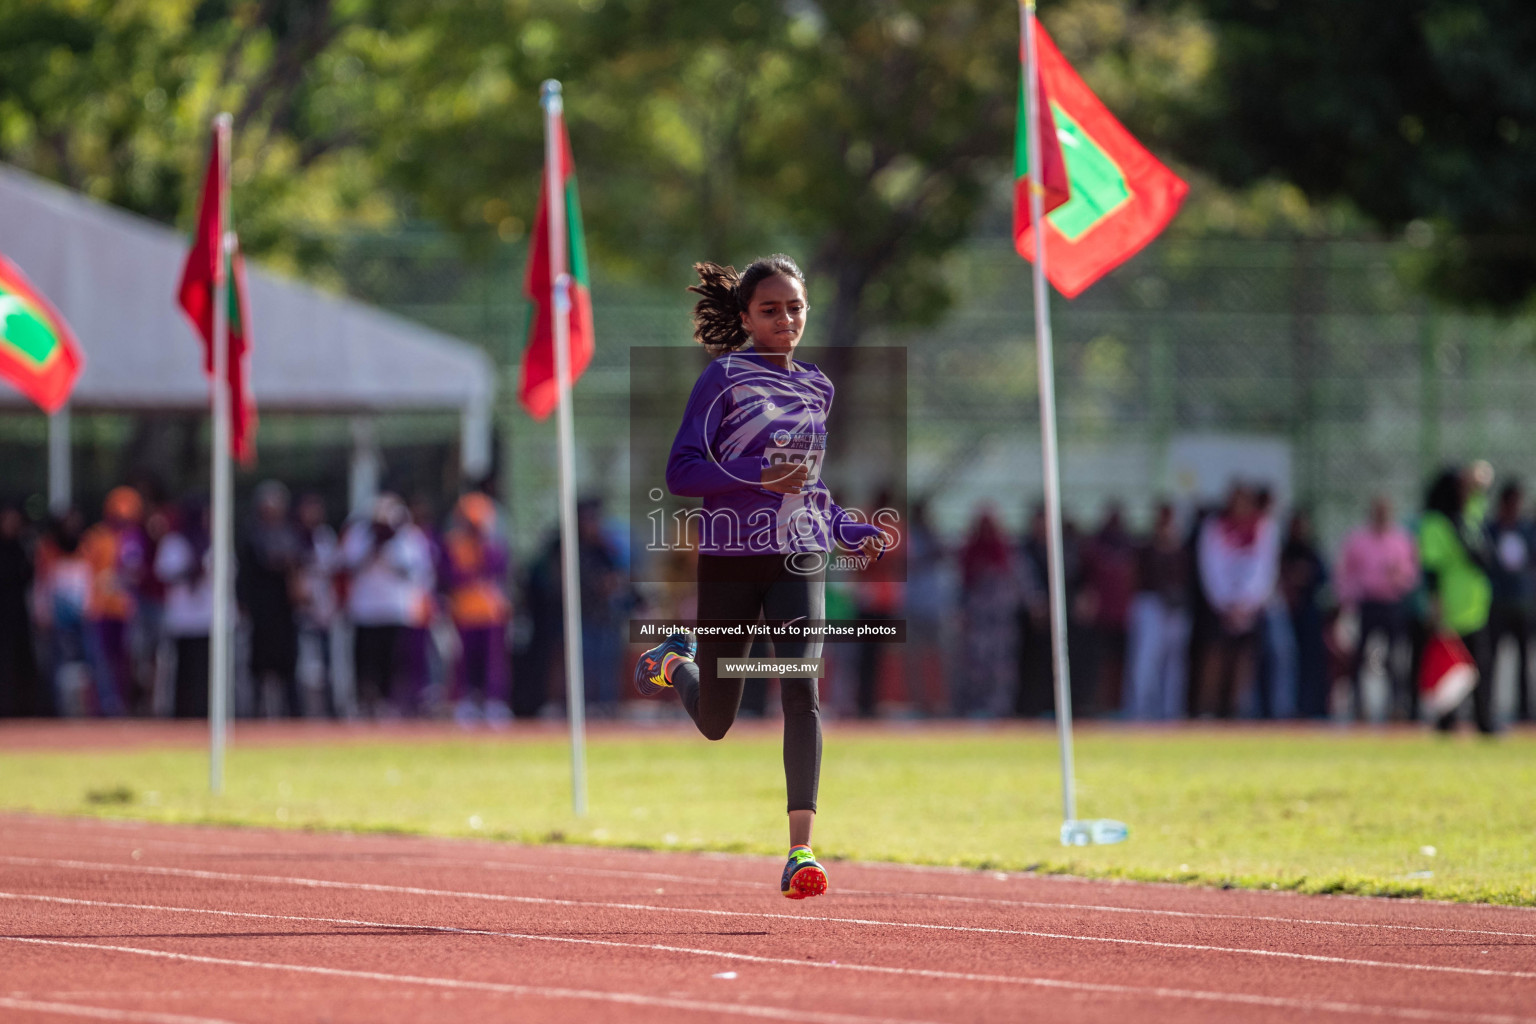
[1419,632,1478,718]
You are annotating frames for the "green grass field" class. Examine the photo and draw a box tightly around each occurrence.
[2,725,1531,905]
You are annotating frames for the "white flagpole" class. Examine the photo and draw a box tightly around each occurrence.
[541,79,589,816]
[1021,1,1079,831]
[47,404,70,515]
[208,112,233,795]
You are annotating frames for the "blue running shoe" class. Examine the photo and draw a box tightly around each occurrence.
[781,845,828,899]
[634,630,696,697]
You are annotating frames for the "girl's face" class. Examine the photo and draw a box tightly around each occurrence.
[740,274,807,356]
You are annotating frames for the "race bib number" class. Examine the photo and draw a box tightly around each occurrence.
[766,430,826,485]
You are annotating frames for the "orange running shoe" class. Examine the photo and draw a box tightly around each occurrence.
[781,845,828,899]
[634,631,696,697]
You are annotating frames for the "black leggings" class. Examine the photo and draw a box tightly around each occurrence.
[1351,600,1408,720]
[353,624,400,709]
[672,553,825,813]
[173,636,210,719]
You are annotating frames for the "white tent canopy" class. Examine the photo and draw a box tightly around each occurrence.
[0,162,493,477]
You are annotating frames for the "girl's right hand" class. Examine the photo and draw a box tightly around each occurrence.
[761,460,810,494]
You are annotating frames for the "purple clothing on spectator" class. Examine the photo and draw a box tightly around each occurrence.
[454,625,508,703]
[88,618,131,716]
[397,626,431,715]
[666,349,881,555]
[439,539,508,591]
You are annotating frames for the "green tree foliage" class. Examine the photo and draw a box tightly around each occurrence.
[394,0,1209,349]
[732,2,1021,348]
[0,0,435,277]
[0,0,1215,346]
[1171,0,1536,310]
[726,1,1218,346]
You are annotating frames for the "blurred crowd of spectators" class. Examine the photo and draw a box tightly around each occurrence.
[0,461,1529,732]
[919,462,1528,732]
[0,483,520,725]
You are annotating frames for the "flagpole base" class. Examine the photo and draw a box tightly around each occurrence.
[1060,819,1129,846]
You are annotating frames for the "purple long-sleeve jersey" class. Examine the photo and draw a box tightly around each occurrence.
[666,349,881,556]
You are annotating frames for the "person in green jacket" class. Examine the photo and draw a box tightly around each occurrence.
[1419,466,1497,733]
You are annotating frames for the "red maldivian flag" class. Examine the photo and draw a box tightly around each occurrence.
[1015,24,1188,298]
[519,114,594,421]
[0,254,83,413]
[178,130,256,462]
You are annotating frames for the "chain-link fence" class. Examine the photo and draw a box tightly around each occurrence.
[888,236,1536,547]
[7,229,1532,555]
[329,230,1536,555]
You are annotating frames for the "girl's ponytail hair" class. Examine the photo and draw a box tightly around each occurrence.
[687,262,747,355]
[687,253,806,356]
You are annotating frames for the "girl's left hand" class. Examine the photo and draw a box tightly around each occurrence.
[859,532,886,562]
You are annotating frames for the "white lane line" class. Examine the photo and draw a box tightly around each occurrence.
[831,889,1536,941]
[4,891,1534,1024]
[2,829,253,856]
[6,826,757,888]
[7,992,364,1002]
[0,936,938,1024]
[12,811,1536,919]
[0,996,237,1024]
[4,856,1535,983]
[13,815,1535,932]
[8,825,1533,942]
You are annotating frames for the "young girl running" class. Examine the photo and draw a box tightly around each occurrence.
[633,254,885,899]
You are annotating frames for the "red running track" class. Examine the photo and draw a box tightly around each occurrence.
[1,813,1534,1024]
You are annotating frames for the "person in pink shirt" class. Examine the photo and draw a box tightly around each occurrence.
[1336,495,1419,720]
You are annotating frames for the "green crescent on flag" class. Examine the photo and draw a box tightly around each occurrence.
[1014,24,1189,298]
[0,254,84,413]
